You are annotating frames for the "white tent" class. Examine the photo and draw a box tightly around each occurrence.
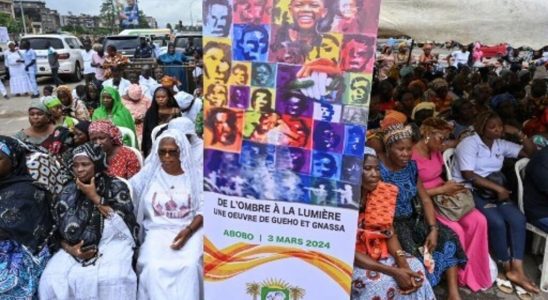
[379,0,548,49]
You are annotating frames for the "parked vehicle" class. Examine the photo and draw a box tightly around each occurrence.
[20,34,84,82]
[173,32,202,55]
[103,35,141,58]
[119,28,171,37]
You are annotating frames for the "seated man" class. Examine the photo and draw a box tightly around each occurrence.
[524,146,548,231]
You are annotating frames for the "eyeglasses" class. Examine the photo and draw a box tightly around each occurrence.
[158,149,180,157]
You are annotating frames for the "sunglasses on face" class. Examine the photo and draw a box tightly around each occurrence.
[158,149,180,157]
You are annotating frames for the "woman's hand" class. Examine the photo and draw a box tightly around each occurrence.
[76,177,101,205]
[171,227,192,250]
[496,186,512,201]
[62,240,97,260]
[442,180,466,195]
[424,229,438,253]
[393,267,423,294]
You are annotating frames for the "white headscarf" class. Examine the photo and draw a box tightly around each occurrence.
[130,128,203,242]
[168,116,203,179]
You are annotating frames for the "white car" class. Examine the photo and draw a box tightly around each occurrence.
[20,34,84,82]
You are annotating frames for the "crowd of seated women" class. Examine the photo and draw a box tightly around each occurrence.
[3,89,203,300]
[354,59,547,299]
[1,44,547,300]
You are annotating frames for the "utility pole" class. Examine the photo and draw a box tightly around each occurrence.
[190,9,193,27]
[110,0,115,34]
[19,1,27,35]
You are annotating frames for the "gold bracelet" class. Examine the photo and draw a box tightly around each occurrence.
[396,249,406,257]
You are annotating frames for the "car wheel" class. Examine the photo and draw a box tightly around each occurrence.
[71,63,82,82]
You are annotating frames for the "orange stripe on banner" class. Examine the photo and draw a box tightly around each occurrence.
[203,237,352,294]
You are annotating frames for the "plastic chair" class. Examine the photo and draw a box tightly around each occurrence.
[151,123,168,144]
[443,148,456,180]
[118,126,137,149]
[515,157,548,292]
[125,146,144,167]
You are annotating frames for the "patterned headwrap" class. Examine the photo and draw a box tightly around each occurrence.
[43,96,62,109]
[70,142,108,174]
[380,110,407,129]
[160,75,178,87]
[364,146,377,157]
[127,84,143,101]
[56,85,72,100]
[0,135,28,177]
[411,102,437,120]
[58,142,138,261]
[89,120,123,146]
[74,120,91,135]
[383,124,413,147]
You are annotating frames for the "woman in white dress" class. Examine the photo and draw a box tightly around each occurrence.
[6,41,31,96]
[131,124,204,300]
[39,143,139,300]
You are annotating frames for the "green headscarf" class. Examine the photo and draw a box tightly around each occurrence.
[92,86,136,145]
[43,96,62,109]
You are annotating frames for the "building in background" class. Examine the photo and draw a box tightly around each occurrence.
[0,0,14,17]
[60,13,101,29]
[13,0,60,34]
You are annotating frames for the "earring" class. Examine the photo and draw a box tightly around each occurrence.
[425,136,430,144]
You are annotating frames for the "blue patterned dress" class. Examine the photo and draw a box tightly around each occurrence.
[380,161,467,286]
[0,241,50,300]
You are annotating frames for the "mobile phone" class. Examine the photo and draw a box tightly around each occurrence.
[81,244,97,252]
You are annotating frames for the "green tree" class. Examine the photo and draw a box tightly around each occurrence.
[100,0,117,34]
[245,283,260,300]
[289,287,305,300]
[0,12,23,35]
[138,10,150,28]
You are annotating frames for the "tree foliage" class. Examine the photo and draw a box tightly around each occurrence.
[99,0,117,33]
[138,10,150,28]
[0,12,23,35]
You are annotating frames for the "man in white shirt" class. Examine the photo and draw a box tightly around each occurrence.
[80,40,96,86]
[102,66,131,97]
[139,65,159,97]
[449,44,470,68]
[127,71,151,99]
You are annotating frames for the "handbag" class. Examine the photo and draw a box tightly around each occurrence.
[432,189,475,221]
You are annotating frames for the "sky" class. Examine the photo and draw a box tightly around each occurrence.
[44,0,202,28]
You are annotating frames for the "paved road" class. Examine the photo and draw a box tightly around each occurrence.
[0,77,83,135]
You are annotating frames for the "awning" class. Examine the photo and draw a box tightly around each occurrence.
[378,0,548,49]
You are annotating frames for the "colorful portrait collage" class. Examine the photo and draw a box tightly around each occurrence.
[202,0,380,208]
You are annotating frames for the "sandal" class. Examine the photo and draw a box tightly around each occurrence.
[495,277,514,294]
[515,285,533,300]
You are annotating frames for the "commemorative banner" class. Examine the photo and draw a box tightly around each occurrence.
[202,0,382,299]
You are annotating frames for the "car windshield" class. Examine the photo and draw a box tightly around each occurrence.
[23,38,63,50]
[104,37,140,50]
[174,37,202,49]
